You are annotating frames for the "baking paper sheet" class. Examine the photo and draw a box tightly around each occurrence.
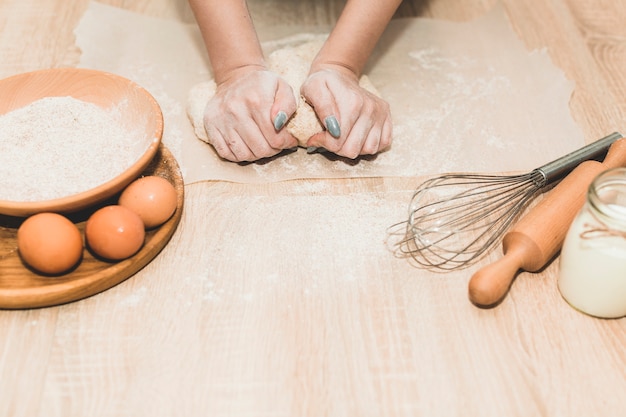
[75,2,584,184]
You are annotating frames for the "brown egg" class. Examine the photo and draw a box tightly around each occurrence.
[119,175,178,229]
[85,205,145,260]
[17,212,83,275]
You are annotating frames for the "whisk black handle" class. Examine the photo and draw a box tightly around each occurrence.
[534,131,623,186]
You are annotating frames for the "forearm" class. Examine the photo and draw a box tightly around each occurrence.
[188,0,266,84]
[311,0,402,77]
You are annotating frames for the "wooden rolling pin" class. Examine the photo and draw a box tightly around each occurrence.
[468,137,626,307]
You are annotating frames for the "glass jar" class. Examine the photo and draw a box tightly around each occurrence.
[559,167,626,318]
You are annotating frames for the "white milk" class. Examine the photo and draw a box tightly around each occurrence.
[558,168,626,319]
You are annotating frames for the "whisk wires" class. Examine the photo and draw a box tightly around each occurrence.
[390,132,623,270]
[391,170,545,270]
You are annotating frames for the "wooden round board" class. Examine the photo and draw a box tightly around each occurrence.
[0,145,184,309]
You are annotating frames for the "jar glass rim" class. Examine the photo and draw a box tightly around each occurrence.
[589,167,626,222]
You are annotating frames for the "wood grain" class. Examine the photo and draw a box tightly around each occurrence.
[1,0,626,416]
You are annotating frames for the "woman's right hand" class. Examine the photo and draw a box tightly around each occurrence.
[203,68,299,162]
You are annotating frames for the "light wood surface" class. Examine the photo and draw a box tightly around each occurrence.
[1,1,626,416]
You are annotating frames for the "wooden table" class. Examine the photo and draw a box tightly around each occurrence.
[2,1,626,416]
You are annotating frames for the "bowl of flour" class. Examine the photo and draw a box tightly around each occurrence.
[0,68,163,217]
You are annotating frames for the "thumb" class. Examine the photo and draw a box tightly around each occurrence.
[304,87,341,139]
[271,80,298,131]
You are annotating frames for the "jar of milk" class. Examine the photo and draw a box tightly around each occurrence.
[559,167,626,318]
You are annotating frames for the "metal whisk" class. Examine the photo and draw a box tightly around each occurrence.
[392,132,622,270]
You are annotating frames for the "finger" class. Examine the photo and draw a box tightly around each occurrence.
[217,92,280,160]
[269,80,298,150]
[379,116,393,151]
[232,122,279,161]
[273,110,288,131]
[304,130,326,149]
[304,116,350,153]
[271,81,297,131]
[264,83,299,150]
[324,115,341,139]
[359,114,392,155]
[360,125,382,156]
[249,109,297,154]
[338,115,372,159]
[305,84,343,139]
[225,130,257,162]
[205,126,238,162]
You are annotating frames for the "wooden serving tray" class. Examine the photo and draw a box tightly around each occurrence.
[0,145,184,309]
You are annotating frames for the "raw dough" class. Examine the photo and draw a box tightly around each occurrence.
[186,38,380,147]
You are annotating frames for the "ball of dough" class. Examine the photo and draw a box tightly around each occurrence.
[187,79,215,143]
[186,37,381,148]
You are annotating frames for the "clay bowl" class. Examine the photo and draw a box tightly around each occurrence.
[0,68,163,217]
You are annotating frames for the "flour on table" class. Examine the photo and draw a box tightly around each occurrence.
[186,38,380,147]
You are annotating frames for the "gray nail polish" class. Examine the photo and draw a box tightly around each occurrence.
[306,146,328,154]
[273,111,288,130]
[325,115,341,138]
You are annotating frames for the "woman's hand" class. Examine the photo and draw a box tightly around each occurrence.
[203,68,299,162]
[301,69,393,159]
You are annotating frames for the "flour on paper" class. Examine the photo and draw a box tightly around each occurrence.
[75,2,584,183]
[186,37,380,147]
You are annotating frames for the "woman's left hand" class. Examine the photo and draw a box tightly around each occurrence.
[301,68,393,159]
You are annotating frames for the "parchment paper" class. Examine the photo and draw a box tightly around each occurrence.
[75,2,584,184]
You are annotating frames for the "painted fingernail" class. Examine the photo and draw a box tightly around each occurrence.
[324,115,341,138]
[307,147,328,154]
[273,111,288,130]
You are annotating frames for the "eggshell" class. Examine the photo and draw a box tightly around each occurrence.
[85,205,145,260]
[17,212,83,275]
[119,175,177,229]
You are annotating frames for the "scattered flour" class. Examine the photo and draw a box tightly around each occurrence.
[0,96,146,202]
